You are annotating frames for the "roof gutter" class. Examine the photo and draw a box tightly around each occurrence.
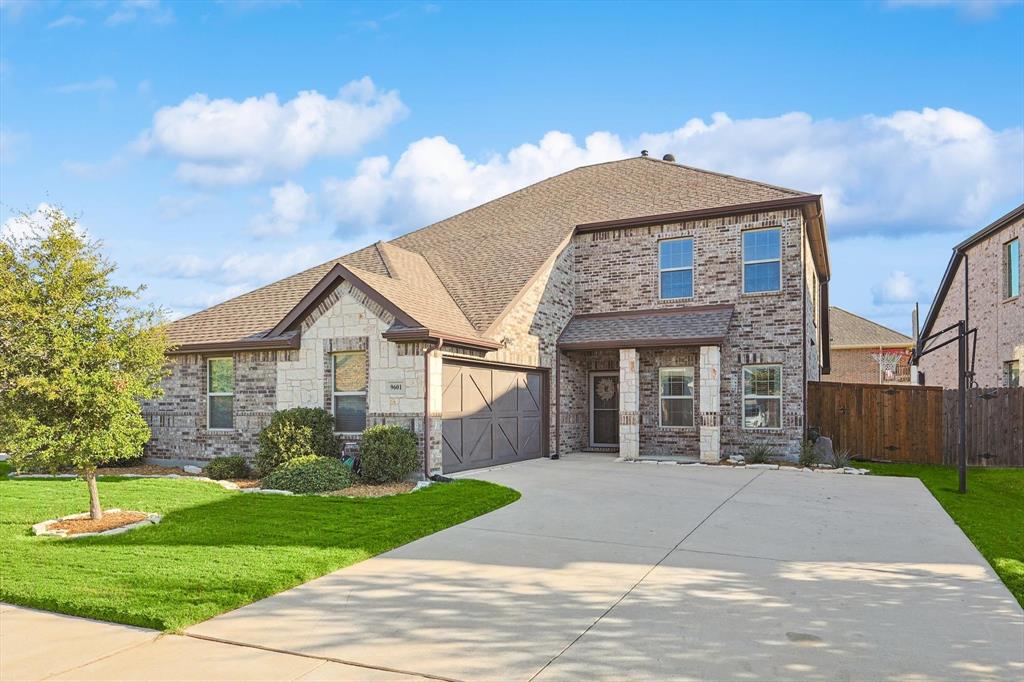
[167,336,301,355]
[382,326,501,352]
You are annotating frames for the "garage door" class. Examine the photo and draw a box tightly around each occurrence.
[441,362,546,473]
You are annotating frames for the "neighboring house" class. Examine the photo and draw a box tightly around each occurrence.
[920,204,1023,389]
[825,307,913,384]
[144,156,831,474]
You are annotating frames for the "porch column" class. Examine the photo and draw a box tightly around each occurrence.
[699,345,721,463]
[424,348,444,476]
[619,348,640,459]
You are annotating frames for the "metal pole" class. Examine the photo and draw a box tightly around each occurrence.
[957,321,967,494]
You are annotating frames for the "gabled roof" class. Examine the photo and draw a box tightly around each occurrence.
[829,306,912,348]
[920,203,1024,339]
[167,156,822,352]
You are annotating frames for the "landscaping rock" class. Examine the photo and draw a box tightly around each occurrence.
[727,455,745,464]
[814,463,834,469]
[183,465,203,475]
[747,463,779,470]
[240,488,293,495]
[812,436,834,464]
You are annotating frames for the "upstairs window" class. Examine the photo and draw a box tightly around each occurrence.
[743,228,781,293]
[207,358,234,430]
[659,238,694,299]
[659,367,695,427]
[1005,239,1020,299]
[333,351,368,433]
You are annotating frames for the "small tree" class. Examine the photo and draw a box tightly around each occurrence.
[0,208,169,519]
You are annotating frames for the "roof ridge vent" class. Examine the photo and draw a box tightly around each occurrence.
[662,153,676,162]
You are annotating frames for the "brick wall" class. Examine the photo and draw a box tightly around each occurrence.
[572,208,814,457]
[921,215,1023,388]
[639,348,700,456]
[142,350,277,463]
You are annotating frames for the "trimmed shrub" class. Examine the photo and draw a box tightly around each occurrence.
[104,453,146,468]
[262,455,352,494]
[359,424,419,483]
[256,408,338,476]
[205,456,251,480]
[798,440,818,468]
[744,443,776,464]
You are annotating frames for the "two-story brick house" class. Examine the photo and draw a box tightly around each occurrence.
[919,203,1022,389]
[145,156,831,473]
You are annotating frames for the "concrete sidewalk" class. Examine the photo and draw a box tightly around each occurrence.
[0,604,425,682]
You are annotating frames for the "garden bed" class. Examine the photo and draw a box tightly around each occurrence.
[33,509,162,538]
[325,481,417,497]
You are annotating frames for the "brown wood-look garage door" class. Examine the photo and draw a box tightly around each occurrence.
[441,362,546,473]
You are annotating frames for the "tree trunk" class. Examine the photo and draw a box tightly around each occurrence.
[83,471,103,520]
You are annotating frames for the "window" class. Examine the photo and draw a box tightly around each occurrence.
[742,365,782,429]
[1005,239,1020,299]
[333,351,368,433]
[659,238,694,299]
[743,228,781,293]
[659,367,694,427]
[207,358,234,429]
[1006,361,1021,388]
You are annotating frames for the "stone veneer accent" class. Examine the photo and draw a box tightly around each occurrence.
[618,348,640,459]
[698,345,722,463]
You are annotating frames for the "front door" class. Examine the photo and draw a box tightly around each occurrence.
[590,372,619,447]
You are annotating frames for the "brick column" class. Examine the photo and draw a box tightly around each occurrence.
[699,345,721,463]
[425,349,444,475]
[619,348,640,459]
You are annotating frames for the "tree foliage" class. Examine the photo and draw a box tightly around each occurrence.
[0,208,169,517]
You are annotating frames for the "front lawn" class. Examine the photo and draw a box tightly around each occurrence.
[860,462,1023,607]
[0,462,519,631]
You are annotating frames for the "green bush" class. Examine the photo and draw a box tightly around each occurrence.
[204,456,251,480]
[256,408,338,476]
[359,424,419,483]
[799,440,819,468]
[745,443,776,464]
[261,455,352,494]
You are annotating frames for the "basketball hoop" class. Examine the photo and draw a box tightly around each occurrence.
[872,352,903,381]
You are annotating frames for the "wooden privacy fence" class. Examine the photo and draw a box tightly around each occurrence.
[806,382,1024,467]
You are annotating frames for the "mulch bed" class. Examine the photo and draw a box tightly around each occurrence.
[325,482,416,498]
[230,479,262,489]
[96,464,198,476]
[48,511,149,536]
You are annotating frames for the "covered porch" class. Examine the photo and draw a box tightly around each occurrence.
[555,306,733,463]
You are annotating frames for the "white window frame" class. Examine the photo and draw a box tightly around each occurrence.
[1005,360,1020,388]
[332,350,368,435]
[742,227,782,294]
[659,237,694,300]
[741,364,783,431]
[1004,238,1020,299]
[658,367,695,428]
[207,357,234,431]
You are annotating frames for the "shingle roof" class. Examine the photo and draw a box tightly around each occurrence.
[829,307,913,348]
[168,156,810,348]
[558,306,735,349]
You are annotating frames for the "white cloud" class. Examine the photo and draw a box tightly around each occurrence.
[158,244,325,285]
[250,181,315,236]
[885,0,1016,20]
[872,270,919,306]
[157,194,208,221]
[105,1,174,26]
[1,203,87,241]
[47,14,84,29]
[54,77,117,94]
[322,108,1022,237]
[138,77,407,186]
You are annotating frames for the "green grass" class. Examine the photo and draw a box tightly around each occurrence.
[0,462,519,631]
[860,462,1024,607]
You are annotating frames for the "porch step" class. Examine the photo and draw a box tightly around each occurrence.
[581,447,619,454]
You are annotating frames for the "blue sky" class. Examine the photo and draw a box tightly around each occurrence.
[1,0,1022,334]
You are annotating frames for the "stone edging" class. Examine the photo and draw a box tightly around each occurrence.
[32,509,162,538]
[616,459,870,475]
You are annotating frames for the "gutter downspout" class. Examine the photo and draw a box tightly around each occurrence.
[423,339,443,480]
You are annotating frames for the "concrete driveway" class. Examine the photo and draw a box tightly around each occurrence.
[186,457,1023,681]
